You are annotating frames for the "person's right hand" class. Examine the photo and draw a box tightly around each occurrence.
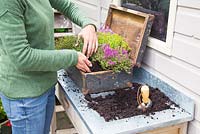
[76,52,92,73]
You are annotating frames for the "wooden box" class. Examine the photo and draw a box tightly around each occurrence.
[66,5,154,94]
[121,3,167,41]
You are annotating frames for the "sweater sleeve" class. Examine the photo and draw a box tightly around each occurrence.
[49,0,94,28]
[0,10,78,72]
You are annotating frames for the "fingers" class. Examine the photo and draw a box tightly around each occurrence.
[80,59,91,73]
[82,36,98,58]
[87,37,94,57]
[91,36,98,55]
[84,58,92,67]
[82,36,87,55]
[95,38,98,53]
[79,33,88,56]
[83,63,91,73]
[79,64,91,73]
[87,36,98,57]
[75,35,81,47]
[79,25,98,57]
[76,52,91,73]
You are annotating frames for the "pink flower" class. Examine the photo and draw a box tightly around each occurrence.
[122,49,128,55]
[102,44,119,58]
[108,60,116,66]
[99,26,114,34]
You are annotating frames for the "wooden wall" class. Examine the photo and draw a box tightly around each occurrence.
[72,0,200,133]
[142,1,200,133]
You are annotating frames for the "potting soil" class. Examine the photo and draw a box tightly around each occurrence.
[85,83,178,122]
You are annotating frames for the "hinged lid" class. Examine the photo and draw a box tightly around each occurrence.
[105,5,154,67]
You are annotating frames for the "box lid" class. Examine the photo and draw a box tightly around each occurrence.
[105,5,154,67]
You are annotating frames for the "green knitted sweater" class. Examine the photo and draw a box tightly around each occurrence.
[0,0,93,99]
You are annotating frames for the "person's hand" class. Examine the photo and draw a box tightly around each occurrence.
[78,24,98,58]
[76,52,92,73]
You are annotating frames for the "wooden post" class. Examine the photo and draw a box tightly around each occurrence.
[50,84,61,134]
[55,84,90,134]
[179,123,188,134]
[50,107,57,134]
[139,123,188,134]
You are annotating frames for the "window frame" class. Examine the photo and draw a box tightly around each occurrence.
[117,0,178,55]
[147,0,178,55]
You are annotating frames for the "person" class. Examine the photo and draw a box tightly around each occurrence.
[0,0,98,133]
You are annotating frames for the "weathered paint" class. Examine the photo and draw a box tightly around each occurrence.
[105,5,154,66]
[66,67,133,94]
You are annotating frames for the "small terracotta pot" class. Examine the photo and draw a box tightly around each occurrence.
[0,120,12,134]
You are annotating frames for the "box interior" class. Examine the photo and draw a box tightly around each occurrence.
[105,6,150,65]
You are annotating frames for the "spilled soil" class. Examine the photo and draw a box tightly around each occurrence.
[85,83,177,122]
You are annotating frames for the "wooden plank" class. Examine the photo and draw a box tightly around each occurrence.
[105,5,153,65]
[175,7,200,39]
[54,33,75,38]
[75,0,98,6]
[55,85,91,134]
[54,13,72,29]
[56,128,78,134]
[101,8,109,24]
[55,105,65,113]
[50,107,57,134]
[172,33,200,68]
[142,64,200,122]
[56,84,69,110]
[178,0,200,9]
[96,0,101,28]
[66,67,133,94]
[188,121,200,134]
[179,123,188,134]
[141,129,178,134]
[143,48,200,96]
[140,123,187,134]
[195,101,200,121]
[101,0,121,9]
[101,0,112,9]
[73,1,98,20]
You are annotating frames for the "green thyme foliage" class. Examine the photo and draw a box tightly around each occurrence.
[98,32,131,51]
[54,30,132,73]
[93,31,132,73]
[0,99,7,121]
[92,44,132,73]
[55,36,83,51]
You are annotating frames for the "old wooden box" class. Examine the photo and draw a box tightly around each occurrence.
[121,3,167,41]
[66,5,154,94]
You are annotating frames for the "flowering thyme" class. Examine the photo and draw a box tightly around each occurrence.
[92,30,132,73]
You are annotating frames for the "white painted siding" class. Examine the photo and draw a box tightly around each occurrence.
[143,1,200,133]
[72,0,117,31]
[72,0,99,25]
[72,0,200,133]
[172,34,200,68]
[175,7,200,39]
[178,0,200,9]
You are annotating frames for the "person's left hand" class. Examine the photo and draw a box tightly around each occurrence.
[78,25,98,58]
